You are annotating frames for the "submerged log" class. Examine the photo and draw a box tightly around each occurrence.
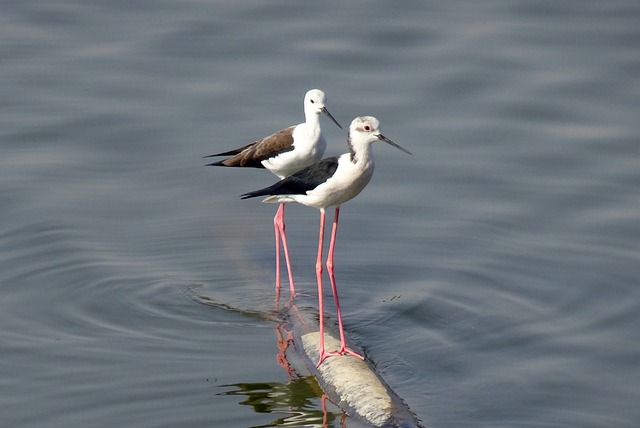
[285,303,424,428]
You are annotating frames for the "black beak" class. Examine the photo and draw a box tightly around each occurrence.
[321,107,343,129]
[377,134,412,155]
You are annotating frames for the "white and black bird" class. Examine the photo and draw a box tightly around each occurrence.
[205,89,342,298]
[241,116,412,366]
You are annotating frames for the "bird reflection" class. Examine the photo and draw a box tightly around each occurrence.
[193,291,351,426]
[218,322,347,427]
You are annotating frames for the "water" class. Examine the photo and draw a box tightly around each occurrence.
[2,1,639,426]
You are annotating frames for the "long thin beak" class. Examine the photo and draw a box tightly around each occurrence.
[321,107,343,129]
[377,134,412,155]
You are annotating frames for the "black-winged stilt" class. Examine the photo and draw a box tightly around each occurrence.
[241,116,412,366]
[205,89,342,298]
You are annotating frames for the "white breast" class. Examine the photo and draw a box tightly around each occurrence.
[262,123,326,179]
[296,153,375,209]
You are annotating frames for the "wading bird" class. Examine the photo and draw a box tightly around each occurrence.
[206,89,341,298]
[241,116,412,365]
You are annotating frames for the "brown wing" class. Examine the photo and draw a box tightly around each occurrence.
[206,142,256,157]
[209,126,295,168]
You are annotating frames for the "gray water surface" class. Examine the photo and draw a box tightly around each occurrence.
[2,1,639,427]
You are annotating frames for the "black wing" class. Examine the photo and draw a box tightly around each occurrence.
[240,157,339,199]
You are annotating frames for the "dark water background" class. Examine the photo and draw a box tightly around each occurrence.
[2,1,639,427]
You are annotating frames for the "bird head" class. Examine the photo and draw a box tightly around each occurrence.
[349,116,412,155]
[304,89,342,129]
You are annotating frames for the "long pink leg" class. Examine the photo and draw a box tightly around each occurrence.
[316,208,340,366]
[326,206,364,360]
[274,205,282,299]
[274,203,295,297]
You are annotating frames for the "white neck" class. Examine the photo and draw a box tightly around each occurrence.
[347,131,375,165]
[304,108,321,126]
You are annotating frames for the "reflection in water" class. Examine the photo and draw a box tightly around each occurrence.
[219,326,347,428]
[195,291,417,427]
[220,377,345,428]
[194,291,409,426]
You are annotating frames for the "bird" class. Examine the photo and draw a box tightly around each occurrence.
[205,89,342,299]
[240,116,412,366]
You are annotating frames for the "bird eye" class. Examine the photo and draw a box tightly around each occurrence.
[310,100,315,104]
[363,125,371,131]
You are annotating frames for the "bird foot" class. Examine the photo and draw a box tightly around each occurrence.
[316,346,365,367]
[340,347,365,360]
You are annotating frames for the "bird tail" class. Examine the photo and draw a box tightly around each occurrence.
[205,159,227,167]
[240,179,291,199]
[204,149,243,167]
[240,186,275,200]
[204,143,260,167]
[204,143,253,158]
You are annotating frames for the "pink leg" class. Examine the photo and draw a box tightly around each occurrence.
[274,203,295,297]
[274,205,281,300]
[316,209,329,366]
[326,206,364,360]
